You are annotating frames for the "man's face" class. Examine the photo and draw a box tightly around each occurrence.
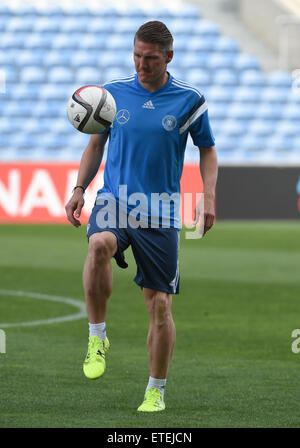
[134,39,173,85]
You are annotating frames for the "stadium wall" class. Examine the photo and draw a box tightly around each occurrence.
[1,164,299,222]
[216,166,300,220]
[0,163,203,225]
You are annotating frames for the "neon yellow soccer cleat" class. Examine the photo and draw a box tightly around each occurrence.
[83,336,110,380]
[137,388,166,412]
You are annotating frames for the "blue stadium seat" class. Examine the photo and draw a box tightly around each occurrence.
[234,86,263,102]
[0,117,17,133]
[0,65,18,83]
[24,33,55,49]
[189,36,218,52]
[291,136,300,151]
[12,4,38,16]
[286,89,300,104]
[48,66,74,84]
[0,148,20,161]
[221,119,248,137]
[265,134,294,151]
[94,5,121,19]
[34,17,61,33]
[20,66,46,83]
[283,103,300,120]
[193,19,220,37]
[0,134,10,148]
[185,68,211,86]
[0,49,21,65]
[43,5,66,16]
[66,5,93,18]
[227,102,257,120]
[122,6,147,20]
[239,70,265,86]
[114,17,141,34]
[267,70,291,87]
[52,34,83,50]
[0,16,8,32]
[206,53,236,70]
[38,84,72,101]
[5,100,42,117]
[53,119,71,134]
[256,103,282,120]
[17,50,46,66]
[276,120,299,137]
[173,4,201,20]
[179,52,209,69]
[87,17,116,33]
[106,34,133,50]
[60,17,90,32]
[168,19,198,36]
[150,7,174,20]
[7,84,40,100]
[75,67,101,85]
[96,51,133,71]
[214,135,240,152]
[207,103,229,120]
[248,120,276,136]
[0,33,27,49]
[173,36,191,52]
[240,134,268,152]
[206,86,235,103]
[214,36,239,53]
[0,4,12,15]
[38,134,65,150]
[102,67,131,82]
[261,87,289,103]
[7,133,37,149]
[78,34,106,50]
[43,50,74,67]
[7,17,35,32]
[213,69,238,86]
[25,118,49,134]
[234,54,260,71]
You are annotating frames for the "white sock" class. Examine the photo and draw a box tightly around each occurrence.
[146,376,167,396]
[89,322,106,341]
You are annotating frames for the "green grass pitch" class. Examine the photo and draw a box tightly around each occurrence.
[0,221,299,428]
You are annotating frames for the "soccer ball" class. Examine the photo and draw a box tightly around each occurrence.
[67,85,116,134]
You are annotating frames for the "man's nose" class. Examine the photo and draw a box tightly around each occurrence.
[139,57,148,67]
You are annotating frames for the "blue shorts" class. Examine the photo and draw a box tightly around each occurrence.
[87,203,180,294]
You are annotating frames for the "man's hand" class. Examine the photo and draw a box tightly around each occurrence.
[192,193,215,236]
[65,189,85,227]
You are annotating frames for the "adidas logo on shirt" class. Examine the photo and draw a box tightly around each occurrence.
[142,100,155,109]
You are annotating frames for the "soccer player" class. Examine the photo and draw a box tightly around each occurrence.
[65,21,218,412]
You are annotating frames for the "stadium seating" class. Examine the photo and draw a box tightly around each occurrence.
[0,1,299,164]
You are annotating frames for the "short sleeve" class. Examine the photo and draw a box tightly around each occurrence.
[179,94,215,147]
[189,109,215,147]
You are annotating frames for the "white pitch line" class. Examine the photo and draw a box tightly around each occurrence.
[0,289,86,328]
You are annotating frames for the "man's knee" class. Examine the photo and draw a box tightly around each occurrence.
[88,233,117,265]
[152,292,172,326]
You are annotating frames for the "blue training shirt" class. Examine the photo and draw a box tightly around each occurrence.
[96,72,215,229]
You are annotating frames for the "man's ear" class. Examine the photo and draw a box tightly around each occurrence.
[166,50,174,64]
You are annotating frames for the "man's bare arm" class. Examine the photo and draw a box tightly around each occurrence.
[194,146,218,235]
[65,133,109,227]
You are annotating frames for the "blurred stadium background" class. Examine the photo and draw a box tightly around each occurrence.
[1,0,300,429]
[0,0,300,164]
[0,0,300,222]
